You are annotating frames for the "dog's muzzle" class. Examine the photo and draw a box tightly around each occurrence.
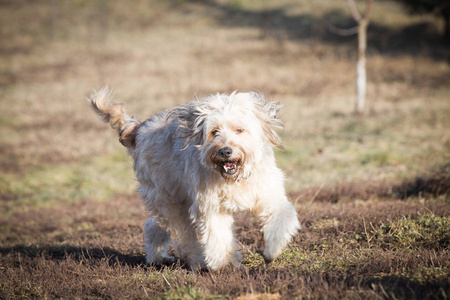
[215,147,241,178]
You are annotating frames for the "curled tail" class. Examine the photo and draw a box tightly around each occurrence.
[89,87,141,149]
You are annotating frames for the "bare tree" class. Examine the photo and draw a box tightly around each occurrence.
[328,0,374,114]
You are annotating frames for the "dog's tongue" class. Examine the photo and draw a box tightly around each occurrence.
[223,162,237,174]
[224,162,235,168]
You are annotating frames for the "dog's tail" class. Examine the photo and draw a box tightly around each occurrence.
[88,87,141,149]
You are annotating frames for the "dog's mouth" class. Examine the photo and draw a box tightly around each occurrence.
[217,159,241,177]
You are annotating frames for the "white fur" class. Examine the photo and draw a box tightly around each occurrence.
[89,88,301,270]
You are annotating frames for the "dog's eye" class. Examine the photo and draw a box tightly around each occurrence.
[235,128,244,134]
[211,129,220,136]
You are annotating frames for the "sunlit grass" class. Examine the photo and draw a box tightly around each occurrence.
[1,151,136,213]
[373,214,450,250]
[277,96,449,190]
[240,212,450,285]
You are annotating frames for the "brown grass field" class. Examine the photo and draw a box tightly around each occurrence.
[1,0,449,298]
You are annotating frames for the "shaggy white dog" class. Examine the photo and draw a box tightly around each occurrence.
[89,88,300,270]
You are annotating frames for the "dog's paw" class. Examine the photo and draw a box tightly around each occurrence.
[263,254,274,264]
[160,255,177,265]
[147,255,176,267]
[255,248,274,264]
[187,262,208,272]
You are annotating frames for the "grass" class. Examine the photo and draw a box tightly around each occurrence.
[1,152,135,213]
[374,214,450,250]
[1,195,448,299]
[0,0,449,298]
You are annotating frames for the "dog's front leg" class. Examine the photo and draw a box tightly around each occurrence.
[254,198,300,263]
[194,206,241,270]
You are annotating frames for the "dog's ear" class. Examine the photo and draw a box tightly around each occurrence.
[251,93,284,150]
[177,101,210,149]
[183,124,204,149]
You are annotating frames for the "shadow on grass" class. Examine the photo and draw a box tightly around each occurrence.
[0,244,203,272]
[0,244,146,267]
[362,276,449,300]
[393,169,450,199]
[198,1,449,61]
[290,165,450,203]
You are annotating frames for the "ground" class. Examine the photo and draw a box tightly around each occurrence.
[0,0,449,299]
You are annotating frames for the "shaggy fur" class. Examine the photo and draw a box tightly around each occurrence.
[89,88,300,270]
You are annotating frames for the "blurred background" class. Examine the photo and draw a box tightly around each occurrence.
[0,0,449,206]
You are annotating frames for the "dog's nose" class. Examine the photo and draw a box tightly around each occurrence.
[218,147,233,159]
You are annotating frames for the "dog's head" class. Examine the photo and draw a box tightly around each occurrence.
[179,92,283,182]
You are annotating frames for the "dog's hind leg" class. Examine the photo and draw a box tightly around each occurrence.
[143,217,175,265]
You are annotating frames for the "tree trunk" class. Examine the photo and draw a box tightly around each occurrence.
[355,20,368,114]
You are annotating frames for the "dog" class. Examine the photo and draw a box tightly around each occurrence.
[89,88,300,270]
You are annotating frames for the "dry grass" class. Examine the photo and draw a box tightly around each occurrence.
[1,182,449,299]
[0,0,449,298]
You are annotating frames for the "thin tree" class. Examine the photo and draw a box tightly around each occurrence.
[328,0,374,114]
